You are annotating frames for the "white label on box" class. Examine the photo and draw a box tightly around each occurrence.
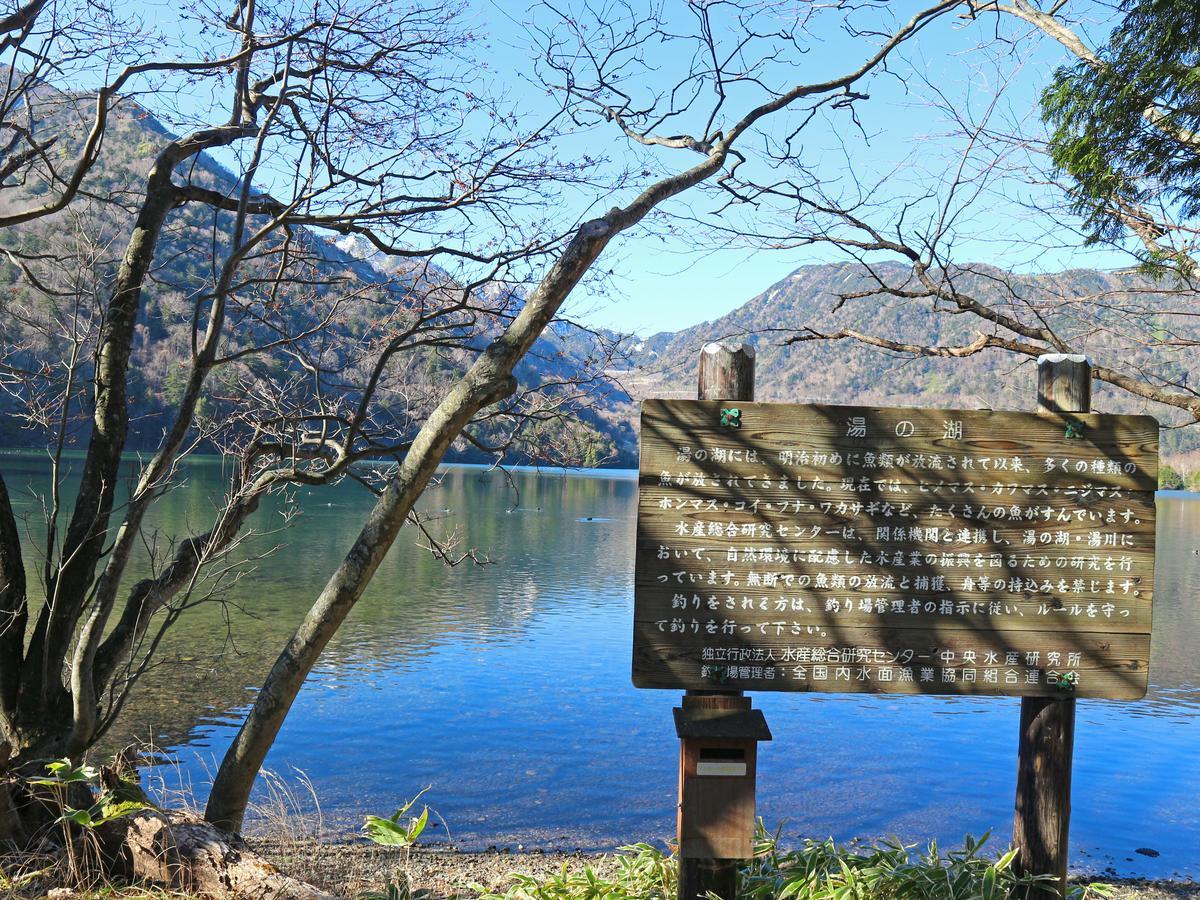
[696,761,747,777]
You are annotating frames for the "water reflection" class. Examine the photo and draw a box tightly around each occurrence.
[4,453,1198,879]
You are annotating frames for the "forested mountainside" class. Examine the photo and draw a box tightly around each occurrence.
[0,76,1193,471]
[616,261,1199,462]
[0,77,629,466]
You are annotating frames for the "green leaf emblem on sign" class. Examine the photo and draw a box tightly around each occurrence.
[720,408,741,428]
[1064,418,1085,439]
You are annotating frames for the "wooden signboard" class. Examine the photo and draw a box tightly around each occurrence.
[633,400,1158,700]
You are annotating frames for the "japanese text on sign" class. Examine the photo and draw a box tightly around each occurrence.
[632,401,1157,699]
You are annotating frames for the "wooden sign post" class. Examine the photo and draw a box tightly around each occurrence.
[1013,355,1091,900]
[632,347,1157,899]
[677,342,769,900]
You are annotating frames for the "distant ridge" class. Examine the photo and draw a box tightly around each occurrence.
[0,73,1192,469]
[608,260,1197,462]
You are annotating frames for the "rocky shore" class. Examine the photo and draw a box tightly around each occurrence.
[251,839,1200,900]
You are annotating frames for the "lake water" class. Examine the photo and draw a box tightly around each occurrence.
[6,455,1200,879]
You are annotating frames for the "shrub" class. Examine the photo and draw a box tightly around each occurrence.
[470,827,1115,900]
[1160,465,1185,489]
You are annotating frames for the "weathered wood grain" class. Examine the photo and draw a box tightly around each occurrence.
[680,341,758,900]
[641,399,1159,489]
[633,398,1157,700]
[633,625,1148,699]
[679,740,758,859]
[638,488,1157,548]
[633,593,1153,635]
[698,342,755,403]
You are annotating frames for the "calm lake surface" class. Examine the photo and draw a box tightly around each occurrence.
[6,454,1200,878]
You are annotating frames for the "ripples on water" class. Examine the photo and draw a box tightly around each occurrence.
[8,455,1199,878]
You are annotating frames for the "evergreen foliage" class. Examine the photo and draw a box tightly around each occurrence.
[1042,0,1200,257]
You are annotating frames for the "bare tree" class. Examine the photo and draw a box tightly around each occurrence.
[0,0,975,864]
[202,0,973,831]
[0,0,189,228]
[696,1,1200,435]
[0,0,603,844]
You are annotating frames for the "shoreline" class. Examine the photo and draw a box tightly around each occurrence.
[250,838,1200,899]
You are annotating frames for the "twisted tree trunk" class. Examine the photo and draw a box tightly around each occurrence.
[205,148,730,832]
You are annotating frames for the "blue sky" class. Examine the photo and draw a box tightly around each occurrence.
[117,0,1127,337]
[476,0,1129,336]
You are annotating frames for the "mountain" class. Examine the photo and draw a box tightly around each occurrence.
[0,79,630,467]
[610,261,1199,465]
[0,75,1193,473]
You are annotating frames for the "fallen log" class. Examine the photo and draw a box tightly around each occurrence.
[103,809,337,899]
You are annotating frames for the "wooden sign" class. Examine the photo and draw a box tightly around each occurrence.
[633,400,1157,700]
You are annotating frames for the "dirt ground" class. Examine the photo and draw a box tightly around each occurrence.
[8,838,1196,898]
[251,839,1200,900]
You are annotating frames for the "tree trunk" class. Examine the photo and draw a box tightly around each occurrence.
[0,743,26,846]
[204,146,733,833]
[0,473,26,743]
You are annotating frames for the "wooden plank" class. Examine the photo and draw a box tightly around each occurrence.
[633,397,1157,700]
[679,743,758,858]
[641,399,1158,490]
[633,626,1149,699]
[636,482,1158,517]
[633,597,1152,635]
[673,707,771,741]
[638,493,1156,561]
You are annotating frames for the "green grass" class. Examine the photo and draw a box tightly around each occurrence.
[467,842,675,899]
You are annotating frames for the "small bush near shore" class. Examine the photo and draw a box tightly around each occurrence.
[743,829,1113,900]
[471,828,1114,900]
[468,842,674,899]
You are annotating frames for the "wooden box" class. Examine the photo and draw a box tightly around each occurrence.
[675,706,771,859]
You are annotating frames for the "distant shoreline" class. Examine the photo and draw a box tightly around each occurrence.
[10,445,1200,492]
[0,445,640,476]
